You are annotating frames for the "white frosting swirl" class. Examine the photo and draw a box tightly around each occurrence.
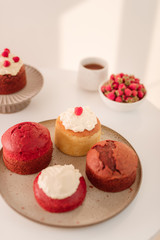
[38,165,81,199]
[0,52,23,76]
[60,106,97,132]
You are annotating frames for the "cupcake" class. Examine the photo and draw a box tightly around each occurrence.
[33,164,87,213]
[0,48,26,94]
[86,140,138,192]
[54,106,101,156]
[1,122,53,175]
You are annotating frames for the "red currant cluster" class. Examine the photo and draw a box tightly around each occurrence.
[1,48,20,67]
[101,73,146,103]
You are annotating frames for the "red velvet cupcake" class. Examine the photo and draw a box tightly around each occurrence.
[0,48,26,94]
[86,140,138,192]
[33,164,87,213]
[1,122,53,175]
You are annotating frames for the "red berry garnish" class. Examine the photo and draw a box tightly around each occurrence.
[135,78,140,84]
[138,91,144,99]
[113,82,119,90]
[4,48,10,53]
[126,97,132,103]
[132,90,138,96]
[13,56,20,62]
[101,86,106,93]
[3,60,10,67]
[119,73,124,78]
[105,84,112,91]
[115,96,122,102]
[124,88,132,97]
[117,89,123,96]
[119,83,126,90]
[129,83,138,90]
[74,107,83,116]
[106,91,115,101]
[2,51,9,57]
[110,74,115,80]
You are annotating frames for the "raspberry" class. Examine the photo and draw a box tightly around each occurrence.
[115,96,122,102]
[126,97,132,103]
[110,74,115,80]
[135,78,140,84]
[4,48,10,53]
[132,90,138,96]
[119,73,124,78]
[113,82,119,90]
[117,78,123,84]
[74,107,83,116]
[121,94,126,102]
[141,87,146,94]
[13,56,20,62]
[138,91,144,99]
[129,83,138,90]
[119,83,126,90]
[3,60,10,67]
[137,84,143,90]
[105,84,112,91]
[129,75,135,79]
[106,91,115,101]
[117,89,123,96]
[125,79,131,86]
[124,88,132,97]
[2,51,9,57]
[101,85,106,93]
[132,96,139,102]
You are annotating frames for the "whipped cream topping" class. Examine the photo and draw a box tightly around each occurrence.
[0,52,23,76]
[60,106,97,132]
[38,165,81,199]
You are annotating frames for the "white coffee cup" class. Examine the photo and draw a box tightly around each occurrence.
[77,57,108,91]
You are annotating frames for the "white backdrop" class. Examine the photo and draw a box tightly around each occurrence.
[0,0,160,103]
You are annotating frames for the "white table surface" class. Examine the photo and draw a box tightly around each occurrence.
[0,68,160,240]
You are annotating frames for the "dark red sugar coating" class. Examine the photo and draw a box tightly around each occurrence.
[0,65,26,94]
[33,174,87,213]
[86,140,138,192]
[1,122,53,175]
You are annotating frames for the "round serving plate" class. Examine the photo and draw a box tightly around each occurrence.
[0,119,142,227]
[0,64,43,113]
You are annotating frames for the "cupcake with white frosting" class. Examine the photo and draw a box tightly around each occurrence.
[0,48,26,94]
[54,106,101,156]
[33,164,86,213]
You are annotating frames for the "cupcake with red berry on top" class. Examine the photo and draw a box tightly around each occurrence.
[34,164,87,213]
[54,106,101,156]
[0,48,26,94]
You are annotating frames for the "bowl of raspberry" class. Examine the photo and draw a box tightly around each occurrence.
[99,73,147,111]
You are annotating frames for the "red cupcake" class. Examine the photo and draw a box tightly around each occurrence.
[33,164,86,213]
[1,122,53,175]
[86,140,138,192]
